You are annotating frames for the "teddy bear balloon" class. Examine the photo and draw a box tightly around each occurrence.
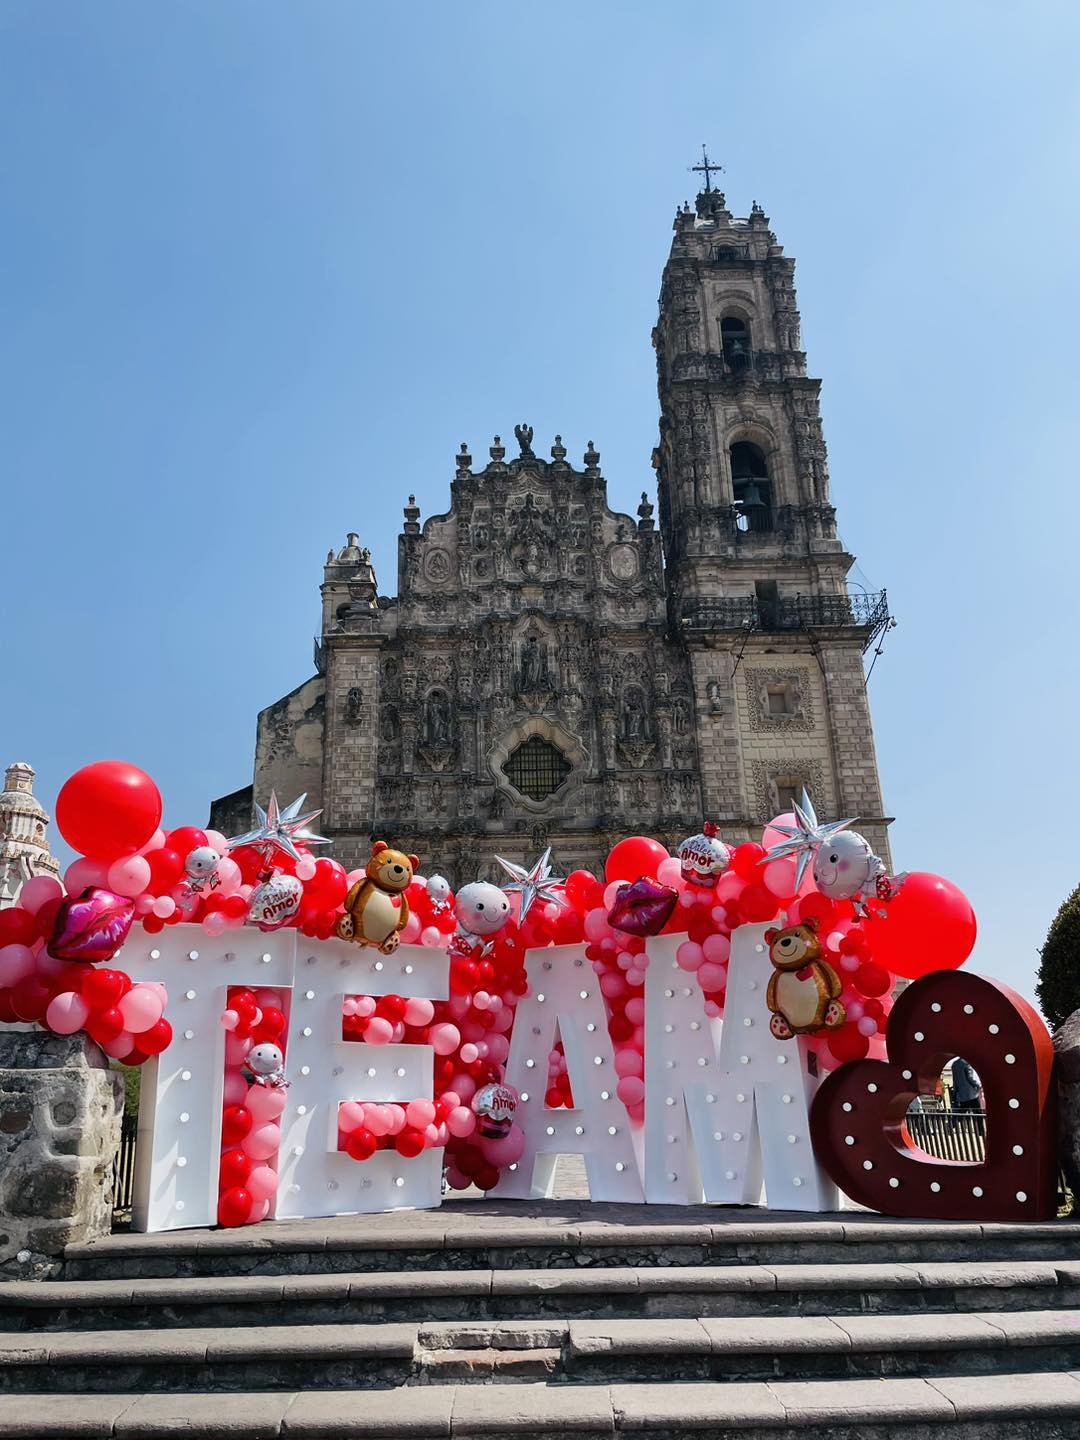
[337,841,420,954]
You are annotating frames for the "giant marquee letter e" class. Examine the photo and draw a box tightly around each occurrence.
[810,970,1058,1220]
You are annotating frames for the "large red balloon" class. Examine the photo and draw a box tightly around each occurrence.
[55,762,162,861]
[605,836,669,885]
[863,872,976,980]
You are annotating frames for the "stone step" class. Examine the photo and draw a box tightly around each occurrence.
[4,1373,1080,1437]
[57,1208,1080,1281]
[4,1259,1078,1330]
[4,1309,1080,1393]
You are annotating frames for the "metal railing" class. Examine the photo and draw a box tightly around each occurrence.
[682,590,889,636]
[111,1113,138,1219]
[905,1110,987,1163]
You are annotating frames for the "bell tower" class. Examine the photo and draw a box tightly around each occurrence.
[655,156,894,861]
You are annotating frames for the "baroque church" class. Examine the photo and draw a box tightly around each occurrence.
[211,173,893,885]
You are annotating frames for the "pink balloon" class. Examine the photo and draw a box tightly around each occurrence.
[656,856,684,888]
[204,830,228,855]
[452,1073,476,1103]
[429,1022,461,1055]
[406,1099,436,1129]
[364,1106,391,1137]
[246,1165,279,1202]
[459,1042,479,1064]
[242,1122,281,1161]
[486,1034,510,1064]
[761,812,797,851]
[102,1030,135,1059]
[107,854,152,899]
[603,880,624,910]
[223,1072,249,1106]
[249,1197,271,1223]
[119,986,165,1034]
[583,907,610,941]
[385,1104,406,1136]
[137,828,167,855]
[614,1049,643,1078]
[247,1085,287,1122]
[697,961,727,991]
[152,895,176,919]
[762,858,798,899]
[225,1032,253,1066]
[445,1166,471,1191]
[0,944,36,988]
[404,997,435,1028]
[45,990,91,1035]
[420,925,442,947]
[446,1105,476,1138]
[400,915,422,944]
[365,1016,394,1046]
[339,1102,365,1134]
[214,857,242,896]
[616,1076,645,1107]
[18,875,63,915]
[624,996,645,1025]
[221,1008,240,1031]
[480,1126,526,1166]
[702,933,730,964]
[64,858,108,895]
[675,941,704,972]
[202,912,227,937]
[355,996,377,1019]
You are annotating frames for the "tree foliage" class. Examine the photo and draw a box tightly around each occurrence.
[1037,884,1080,1030]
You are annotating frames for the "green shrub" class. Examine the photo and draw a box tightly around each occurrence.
[111,1062,141,1118]
[1037,884,1080,1030]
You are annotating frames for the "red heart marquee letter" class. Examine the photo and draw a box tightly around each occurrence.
[810,970,1057,1220]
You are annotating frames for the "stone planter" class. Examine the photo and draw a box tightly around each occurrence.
[0,1030,123,1277]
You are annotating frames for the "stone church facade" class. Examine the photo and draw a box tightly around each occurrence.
[211,182,892,883]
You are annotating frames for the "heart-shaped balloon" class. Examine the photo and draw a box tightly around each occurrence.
[247,873,303,932]
[810,970,1057,1221]
[47,887,136,963]
[607,876,678,937]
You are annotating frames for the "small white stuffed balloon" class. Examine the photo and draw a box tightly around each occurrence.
[455,881,512,939]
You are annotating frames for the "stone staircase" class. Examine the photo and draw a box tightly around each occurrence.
[3,1203,1080,1436]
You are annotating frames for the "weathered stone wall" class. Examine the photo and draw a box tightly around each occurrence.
[0,1030,123,1276]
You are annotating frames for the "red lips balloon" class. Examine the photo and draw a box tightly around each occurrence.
[810,969,1057,1221]
[47,887,136,964]
[607,876,678,937]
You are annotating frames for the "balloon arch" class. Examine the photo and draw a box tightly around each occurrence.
[0,762,1056,1230]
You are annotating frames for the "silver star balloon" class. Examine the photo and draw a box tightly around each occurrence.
[761,788,858,889]
[227,791,330,866]
[494,847,567,924]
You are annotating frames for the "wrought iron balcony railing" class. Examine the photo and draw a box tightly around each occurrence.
[682,590,890,648]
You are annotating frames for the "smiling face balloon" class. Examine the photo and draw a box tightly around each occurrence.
[455,881,512,938]
[812,830,880,899]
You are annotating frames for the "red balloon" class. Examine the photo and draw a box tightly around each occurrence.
[731,843,767,881]
[256,1006,286,1037]
[146,848,184,893]
[166,827,208,858]
[564,869,598,910]
[863,872,976,980]
[87,1006,125,1044]
[55,761,162,861]
[220,1148,252,1188]
[0,907,38,948]
[307,858,348,906]
[474,1163,500,1191]
[853,962,891,998]
[739,884,779,923]
[11,975,52,1023]
[222,1105,253,1144]
[395,1127,426,1159]
[346,1128,377,1161]
[218,1186,253,1227]
[605,836,669,885]
[139,1017,173,1055]
[828,1025,870,1064]
[34,898,65,940]
[81,968,130,1008]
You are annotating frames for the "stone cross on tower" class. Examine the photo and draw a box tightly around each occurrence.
[689,144,722,193]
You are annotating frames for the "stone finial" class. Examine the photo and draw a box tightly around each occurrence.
[335,532,362,564]
[584,440,600,470]
[550,434,567,462]
[457,443,472,473]
[3,763,35,796]
[489,435,506,462]
[403,495,421,535]
[637,491,655,531]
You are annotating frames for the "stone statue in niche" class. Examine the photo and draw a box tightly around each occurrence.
[379,706,399,743]
[622,688,649,742]
[706,680,725,714]
[672,696,689,735]
[520,635,551,691]
[424,690,453,745]
[345,687,364,726]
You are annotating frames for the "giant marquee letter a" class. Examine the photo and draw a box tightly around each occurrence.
[644,925,838,1211]
[492,943,643,1201]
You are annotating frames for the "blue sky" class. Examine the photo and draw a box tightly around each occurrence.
[3,2,1078,1005]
